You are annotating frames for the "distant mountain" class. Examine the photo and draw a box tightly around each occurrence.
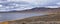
[2,7,59,12]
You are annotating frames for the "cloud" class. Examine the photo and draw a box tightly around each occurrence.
[0,0,60,11]
[17,0,60,8]
[56,2,60,5]
[16,0,60,6]
[1,0,60,6]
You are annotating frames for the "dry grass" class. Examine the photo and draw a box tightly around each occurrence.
[7,13,60,24]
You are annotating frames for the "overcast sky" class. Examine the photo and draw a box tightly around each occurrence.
[1,0,60,6]
[0,0,60,11]
[7,0,60,6]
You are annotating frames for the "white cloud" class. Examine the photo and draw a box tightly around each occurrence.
[1,0,60,6]
[18,0,60,6]
[0,5,3,7]
[45,6,60,8]
[56,2,60,5]
[0,0,60,11]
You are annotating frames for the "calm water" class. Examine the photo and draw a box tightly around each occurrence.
[0,12,46,22]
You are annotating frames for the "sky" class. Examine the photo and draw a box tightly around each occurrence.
[7,0,60,6]
[0,0,60,11]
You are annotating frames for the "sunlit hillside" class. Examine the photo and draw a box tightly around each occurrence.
[7,13,60,24]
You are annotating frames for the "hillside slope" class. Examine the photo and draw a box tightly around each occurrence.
[7,14,60,24]
[17,14,60,22]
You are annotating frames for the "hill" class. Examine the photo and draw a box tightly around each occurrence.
[7,14,60,24]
